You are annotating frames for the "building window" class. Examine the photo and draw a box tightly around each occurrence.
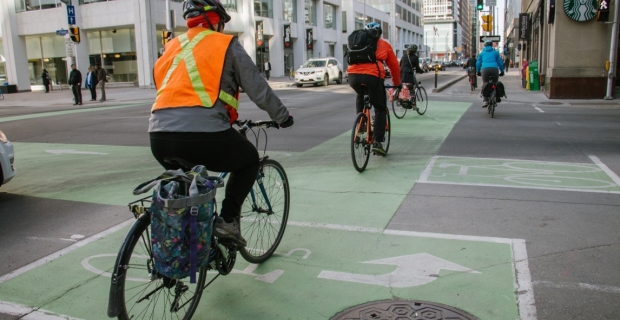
[355,12,365,30]
[283,0,296,22]
[220,0,238,11]
[80,0,115,4]
[324,4,336,30]
[342,11,347,33]
[15,0,69,12]
[382,21,389,40]
[25,35,68,85]
[255,0,272,18]
[86,29,138,83]
[305,0,316,25]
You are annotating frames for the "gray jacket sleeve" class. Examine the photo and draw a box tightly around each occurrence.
[225,40,290,124]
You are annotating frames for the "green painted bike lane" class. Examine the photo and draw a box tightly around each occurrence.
[0,102,528,319]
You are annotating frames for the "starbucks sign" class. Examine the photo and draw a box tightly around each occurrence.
[563,0,598,21]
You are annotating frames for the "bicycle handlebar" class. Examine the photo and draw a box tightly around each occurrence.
[234,120,280,135]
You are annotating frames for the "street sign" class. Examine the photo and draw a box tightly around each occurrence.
[65,36,75,57]
[67,5,76,25]
[480,35,501,42]
[56,29,69,36]
[486,0,497,5]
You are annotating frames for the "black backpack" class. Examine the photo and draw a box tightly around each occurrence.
[347,29,379,65]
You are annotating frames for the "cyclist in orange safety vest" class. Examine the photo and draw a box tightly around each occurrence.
[149,0,294,247]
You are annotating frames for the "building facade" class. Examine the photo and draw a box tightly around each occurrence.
[0,0,426,92]
[520,0,619,98]
[503,0,521,67]
[423,0,468,61]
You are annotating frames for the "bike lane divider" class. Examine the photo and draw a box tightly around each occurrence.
[0,223,522,320]
[418,156,620,194]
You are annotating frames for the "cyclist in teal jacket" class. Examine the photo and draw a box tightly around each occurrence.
[476,40,504,108]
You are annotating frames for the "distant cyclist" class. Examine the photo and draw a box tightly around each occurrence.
[400,44,425,85]
[476,40,504,108]
[464,54,477,88]
[347,22,401,156]
[149,0,293,247]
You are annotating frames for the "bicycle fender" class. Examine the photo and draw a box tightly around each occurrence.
[107,214,151,318]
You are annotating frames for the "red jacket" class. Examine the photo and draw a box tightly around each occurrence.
[347,38,401,86]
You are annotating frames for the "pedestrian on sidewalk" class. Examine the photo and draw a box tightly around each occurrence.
[96,64,107,102]
[69,64,83,105]
[42,69,51,93]
[264,58,271,80]
[85,66,98,101]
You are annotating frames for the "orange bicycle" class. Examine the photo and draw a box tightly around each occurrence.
[350,86,396,172]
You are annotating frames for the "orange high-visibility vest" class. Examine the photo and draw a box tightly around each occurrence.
[152,27,239,119]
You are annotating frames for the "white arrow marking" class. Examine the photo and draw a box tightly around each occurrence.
[318,253,481,288]
[45,149,108,155]
[231,264,284,283]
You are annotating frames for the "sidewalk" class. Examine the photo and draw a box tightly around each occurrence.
[0,77,295,109]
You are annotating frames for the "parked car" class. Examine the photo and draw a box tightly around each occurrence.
[430,60,446,71]
[0,130,15,187]
[295,58,344,87]
[419,58,429,72]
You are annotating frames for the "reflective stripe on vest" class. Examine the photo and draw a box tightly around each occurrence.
[153,29,238,112]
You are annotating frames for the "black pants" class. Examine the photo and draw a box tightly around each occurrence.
[481,68,499,103]
[89,86,97,100]
[348,74,387,142]
[44,83,50,93]
[150,129,260,222]
[265,70,270,80]
[72,85,82,104]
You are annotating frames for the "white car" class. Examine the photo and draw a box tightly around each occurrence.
[0,130,15,187]
[295,58,344,87]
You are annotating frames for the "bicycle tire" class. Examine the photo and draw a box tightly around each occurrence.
[239,159,290,264]
[415,86,428,115]
[391,99,407,119]
[351,113,370,172]
[384,113,391,154]
[490,93,496,118]
[470,77,475,91]
[114,214,207,320]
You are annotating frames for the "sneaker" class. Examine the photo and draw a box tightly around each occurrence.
[372,142,386,156]
[213,217,247,247]
[482,103,488,108]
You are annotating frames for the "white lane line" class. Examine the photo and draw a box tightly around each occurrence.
[513,239,538,320]
[286,221,383,233]
[431,155,595,166]
[27,236,76,243]
[589,155,620,187]
[534,281,620,294]
[0,219,134,285]
[556,122,561,125]
[534,107,545,113]
[0,300,83,319]
[417,180,620,194]
[383,229,515,244]
[417,156,438,182]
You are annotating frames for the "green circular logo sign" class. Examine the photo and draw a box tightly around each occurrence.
[563,0,598,21]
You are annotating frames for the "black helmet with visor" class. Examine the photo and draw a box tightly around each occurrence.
[183,0,231,23]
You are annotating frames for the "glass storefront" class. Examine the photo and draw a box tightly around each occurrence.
[0,40,6,83]
[283,0,296,22]
[25,36,68,85]
[87,29,137,83]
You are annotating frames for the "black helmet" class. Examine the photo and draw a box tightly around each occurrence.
[407,44,418,55]
[484,40,493,47]
[364,22,382,37]
[183,0,231,23]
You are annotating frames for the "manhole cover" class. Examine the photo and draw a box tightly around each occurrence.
[538,102,563,105]
[331,300,479,320]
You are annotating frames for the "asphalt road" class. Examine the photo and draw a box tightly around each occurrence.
[1,70,619,319]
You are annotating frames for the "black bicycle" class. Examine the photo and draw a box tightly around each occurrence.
[107,120,290,320]
[391,71,428,118]
[486,75,498,118]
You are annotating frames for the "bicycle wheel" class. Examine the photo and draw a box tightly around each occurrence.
[415,86,428,115]
[384,113,391,154]
[239,159,290,264]
[351,113,370,172]
[470,77,475,91]
[490,93,496,118]
[391,99,407,119]
[112,214,207,320]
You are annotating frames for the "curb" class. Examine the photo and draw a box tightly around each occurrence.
[431,75,468,93]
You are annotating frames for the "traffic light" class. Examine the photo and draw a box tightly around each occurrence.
[162,30,172,45]
[476,0,484,10]
[70,26,80,44]
[481,15,493,32]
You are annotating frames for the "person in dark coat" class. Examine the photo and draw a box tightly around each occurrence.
[399,44,425,85]
[42,69,51,93]
[85,66,99,101]
[68,64,83,105]
[464,55,478,88]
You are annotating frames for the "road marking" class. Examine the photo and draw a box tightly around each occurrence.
[0,300,83,320]
[589,155,620,187]
[318,253,481,288]
[513,239,537,320]
[556,122,561,125]
[0,104,145,123]
[0,219,134,285]
[45,149,108,155]
[534,107,545,113]
[533,281,620,294]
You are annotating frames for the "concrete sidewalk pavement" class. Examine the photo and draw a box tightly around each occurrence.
[0,77,295,109]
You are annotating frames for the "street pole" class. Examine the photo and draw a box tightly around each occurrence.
[604,0,620,99]
[165,0,172,35]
